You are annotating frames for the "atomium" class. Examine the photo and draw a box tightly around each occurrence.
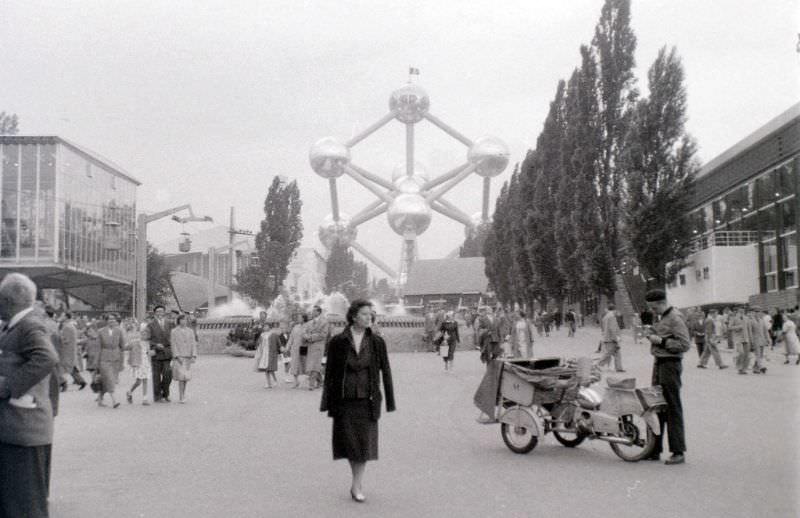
[387,193,432,236]
[311,74,508,287]
[468,136,510,178]
[318,213,356,248]
[389,83,430,123]
[310,137,350,178]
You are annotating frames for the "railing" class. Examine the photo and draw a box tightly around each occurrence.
[690,231,774,252]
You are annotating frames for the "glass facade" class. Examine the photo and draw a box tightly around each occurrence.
[689,158,799,293]
[0,138,138,284]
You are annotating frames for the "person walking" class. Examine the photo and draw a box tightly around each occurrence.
[476,306,501,363]
[748,308,769,374]
[533,312,544,337]
[59,312,86,390]
[644,289,690,465]
[510,311,534,358]
[304,305,329,391]
[689,309,707,359]
[437,310,460,372]
[170,314,198,403]
[698,309,728,369]
[729,306,751,375]
[598,305,625,373]
[288,313,308,388]
[126,323,153,405]
[148,305,173,403]
[0,274,60,518]
[496,308,512,358]
[254,323,281,389]
[94,314,125,408]
[779,312,800,365]
[565,309,577,338]
[423,306,437,353]
[320,299,395,503]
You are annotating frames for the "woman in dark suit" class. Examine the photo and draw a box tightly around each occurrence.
[320,299,395,503]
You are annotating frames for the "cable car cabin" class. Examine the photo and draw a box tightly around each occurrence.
[178,233,192,253]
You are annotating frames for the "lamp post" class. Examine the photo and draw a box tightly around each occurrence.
[135,205,212,321]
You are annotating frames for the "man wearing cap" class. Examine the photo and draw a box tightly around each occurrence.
[644,289,691,465]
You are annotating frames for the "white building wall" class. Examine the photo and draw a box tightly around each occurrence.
[667,245,758,309]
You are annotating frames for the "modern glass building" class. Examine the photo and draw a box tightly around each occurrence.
[0,136,140,309]
[668,103,799,309]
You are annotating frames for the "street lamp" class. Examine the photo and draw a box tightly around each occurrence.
[135,205,213,321]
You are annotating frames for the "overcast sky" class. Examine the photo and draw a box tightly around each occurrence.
[2,0,798,278]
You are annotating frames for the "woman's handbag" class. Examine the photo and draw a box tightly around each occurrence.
[90,372,102,393]
[172,359,192,381]
[439,344,450,357]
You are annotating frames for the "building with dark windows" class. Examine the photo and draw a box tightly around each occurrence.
[667,103,799,310]
[0,136,139,311]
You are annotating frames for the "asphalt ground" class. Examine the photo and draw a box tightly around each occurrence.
[49,326,800,518]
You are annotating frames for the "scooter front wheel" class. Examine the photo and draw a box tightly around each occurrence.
[609,414,657,462]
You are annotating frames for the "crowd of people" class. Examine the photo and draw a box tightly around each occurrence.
[422,304,584,372]
[38,304,200,407]
[252,305,330,390]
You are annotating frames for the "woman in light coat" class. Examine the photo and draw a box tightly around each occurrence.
[510,311,534,358]
[288,313,308,388]
[170,314,198,403]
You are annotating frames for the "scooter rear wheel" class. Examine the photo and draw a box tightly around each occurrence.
[501,423,538,454]
[610,414,657,462]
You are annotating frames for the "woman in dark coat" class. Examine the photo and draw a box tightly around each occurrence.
[320,299,395,503]
[437,311,460,372]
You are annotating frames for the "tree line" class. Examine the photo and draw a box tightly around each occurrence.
[483,0,698,311]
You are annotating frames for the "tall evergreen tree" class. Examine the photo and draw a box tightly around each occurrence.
[584,0,638,298]
[459,224,489,258]
[236,176,303,305]
[146,243,173,308]
[525,81,568,307]
[484,180,513,304]
[626,46,698,285]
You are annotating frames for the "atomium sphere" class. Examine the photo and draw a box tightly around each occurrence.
[387,193,432,236]
[318,213,357,248]
[389,83,430,123]
[391,162,429,183]
[309,137,350,178]
[468,136,510,178]
[394,176,426,194]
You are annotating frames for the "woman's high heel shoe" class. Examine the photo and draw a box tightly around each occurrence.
[350,490,366,503]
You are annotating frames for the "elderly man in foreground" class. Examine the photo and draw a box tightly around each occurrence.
[0,273,59,518]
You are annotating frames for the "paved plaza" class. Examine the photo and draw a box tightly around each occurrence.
[50,327,799,518]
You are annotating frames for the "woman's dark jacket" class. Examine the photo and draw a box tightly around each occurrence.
[320,326,396,421]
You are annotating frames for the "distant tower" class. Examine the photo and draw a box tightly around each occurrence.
[310,70,509,289]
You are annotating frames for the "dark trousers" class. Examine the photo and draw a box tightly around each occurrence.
[0,442,51,518]
[651,359,686,455]
[695,339,705,359]
[152,359,172,400]
[70,366,86,386]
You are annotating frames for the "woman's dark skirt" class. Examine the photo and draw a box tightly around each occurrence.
[332,399,378,462]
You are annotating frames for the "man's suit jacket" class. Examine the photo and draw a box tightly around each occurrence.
[148,319,173,360]
[0,312,59,446]
[477,315,501,343]
[59,320,78,371]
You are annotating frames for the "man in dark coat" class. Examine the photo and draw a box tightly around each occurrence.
[644,289,691,465]
[477,307,502,363]
[148,305,173,402]
[0,273,59,518]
